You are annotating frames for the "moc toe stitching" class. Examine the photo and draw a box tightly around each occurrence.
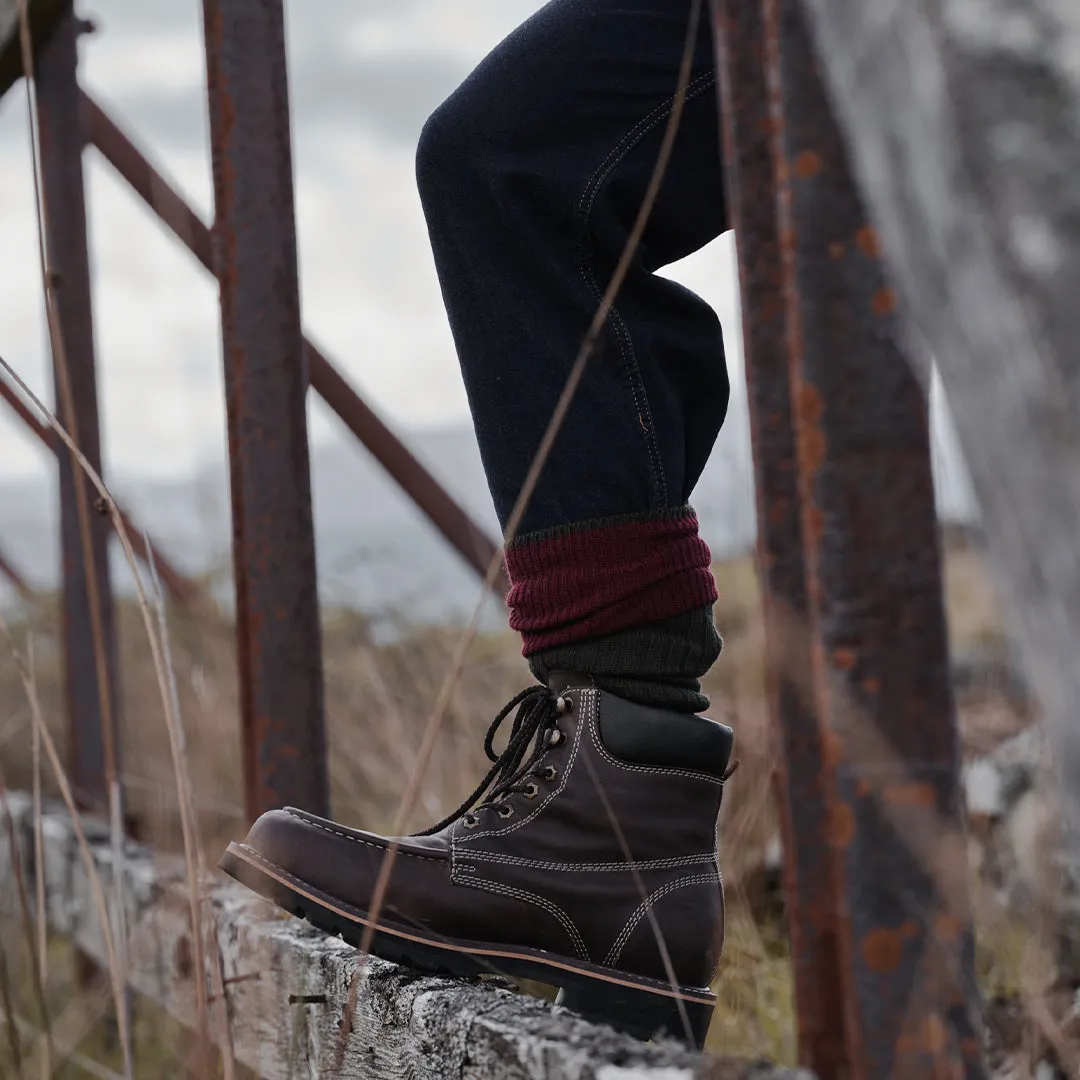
[604,871,722,967]
[281,809,445,862]
[464,852,717,872]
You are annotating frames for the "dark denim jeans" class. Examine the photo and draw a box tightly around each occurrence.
[416,0,729,538]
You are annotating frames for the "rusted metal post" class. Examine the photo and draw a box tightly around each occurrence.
[84,92,510,598]
[35,3,119,815]
[711,3,848,1075]
[761,0,984,1076]
[201,0,328,820]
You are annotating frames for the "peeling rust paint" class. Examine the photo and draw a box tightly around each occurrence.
[759,0,985,1076]
[712,1,849,1074]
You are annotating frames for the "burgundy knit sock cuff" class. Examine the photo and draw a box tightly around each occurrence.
[505,506,718,656]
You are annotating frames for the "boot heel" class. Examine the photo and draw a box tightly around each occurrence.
[557,979,714,1049]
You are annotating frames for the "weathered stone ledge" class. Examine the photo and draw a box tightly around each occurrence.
[0,793,812,1080]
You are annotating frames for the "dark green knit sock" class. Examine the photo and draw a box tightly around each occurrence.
[527,606,722,714]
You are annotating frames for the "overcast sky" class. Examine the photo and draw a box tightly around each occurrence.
[0,0,741,486]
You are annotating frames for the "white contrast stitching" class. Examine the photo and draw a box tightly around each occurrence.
[283,810,444,863]
[457,876,589,962]
[604,872,721,967]
[585,690,725,783]
[463,851,716,872]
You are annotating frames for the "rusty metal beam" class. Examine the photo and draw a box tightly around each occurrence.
[201,0,327,820]
[35,4,117,814]
[759,0,984,1076]
[83,92,510,598]
[711,2,848,1075]
[0,368,201,606]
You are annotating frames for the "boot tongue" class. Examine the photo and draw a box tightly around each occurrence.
[546,670,595,696]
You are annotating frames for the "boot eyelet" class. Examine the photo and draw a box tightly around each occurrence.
[549,729,564,747]
[543,765,558,781]
[524,783,539,799]
[555,695,572,715]
[463,815,479,829]
[498,805,515,819]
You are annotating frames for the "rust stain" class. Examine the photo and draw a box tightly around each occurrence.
[934,913,965,940]
[861,927,903,973]
[804,503,825,553]
[861,675,881,695]
[855,225,881,258]
[794,382,825,470]
[900,920,919,940]
[826,802,855,847]
[882,781,936,808]
[832,647,857,672]
[856,777,872,798]
[821,727,844,769]
[827,240,844,259]
[871,287,897,316]
[793,150,823,179]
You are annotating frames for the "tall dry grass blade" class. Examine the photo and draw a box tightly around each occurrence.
[15,5,131,1074]
[144,539,217,1073]
[28,638,48,1080]
[0,613,131,1079]
[332,4,705,1064]
[15,0,125,935]
[0,933,25,1080]
[0,356,212,1055]
[0,757,53,1075]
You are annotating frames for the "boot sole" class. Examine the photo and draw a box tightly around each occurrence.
[220,841,715,1049]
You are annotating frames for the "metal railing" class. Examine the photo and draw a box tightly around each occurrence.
[0,1,984,1077]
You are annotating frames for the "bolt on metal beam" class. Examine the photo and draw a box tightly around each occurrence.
[762,0,985,1075]
[84,92,510,599]
[201,0,328,821]
[34,4,119,816]
[711,1,849,1074]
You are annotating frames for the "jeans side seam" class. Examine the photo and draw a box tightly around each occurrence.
[576,72,719,510]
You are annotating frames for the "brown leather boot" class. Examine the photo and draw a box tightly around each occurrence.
[219,675,734,1047]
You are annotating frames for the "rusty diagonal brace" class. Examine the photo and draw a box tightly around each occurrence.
[0,368,200,606]
[81,91,510,601]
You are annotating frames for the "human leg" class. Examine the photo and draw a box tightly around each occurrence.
[415,0,730,712]
[223,1,735,1045]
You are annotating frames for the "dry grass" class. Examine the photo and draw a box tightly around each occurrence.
[0,532,1064,1076]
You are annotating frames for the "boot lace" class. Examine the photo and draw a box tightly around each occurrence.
[418,685,569,836]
